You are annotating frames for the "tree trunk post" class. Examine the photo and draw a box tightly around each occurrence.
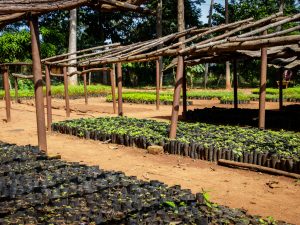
[156,60,160,110]
[45,65,52,131]
[82,67,88,105]
[110,64,117,114]
[29,15,47,152]
[3,68,11,122]
[225,0,231,90]
[279,69,283,110]
[182,63,187,118]
[14,77,18,103]
[68,9,78,85]
[156,0,163,89]
[117,63,123,116]
[63,66,70,117]
[169,56,184,139]
[233,60,238,109]
[259,32,268,129]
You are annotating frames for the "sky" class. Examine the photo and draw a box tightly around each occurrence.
[199,0,224,23]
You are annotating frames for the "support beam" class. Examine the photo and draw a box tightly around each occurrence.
[110,64,117,114]
[117,62,123,116]
[182,62,187,118]
[279,69,283,110]
[259,32,268,129]
[29,15,47,152]
[63,66,70,117]
[169,56,184,139]
[82,67,88,105]
[45,65,52,131]
[3,68,11,122]
[156,60,160,110]
[233,60,238,109]
[14,77,18,103]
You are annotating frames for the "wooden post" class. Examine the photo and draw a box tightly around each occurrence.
[3,68,11,122]
[259,32,268,129]
[117,63,123,116]
[63,66,70,117]
[29,15,47,152]
[83,67,88,105]
[169,56,184,139]
[279,69,283,110]
[182,62,187,118]
[45,65,52,131]
[110,64,117,114]
[156,60,160,110]
[14,77,18,103]
[233,60,238,109]
[225,0,231,90]
[156,0,163,89]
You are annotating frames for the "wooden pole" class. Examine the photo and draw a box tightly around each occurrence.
[117,62,123,116]
[29,15,47,152]
[45,65,52,131]
[63,66,70,117]
[233,60,238,109]
[3,68,11,122]
[14,77,18,103]
[279,69,283,110]
[182,62,187,118]
[110,64,117,114]
[156,0,163,89]
[82,67,88,105]
[259,32,268,129]
[225,0,231,90]
[156,60,160,110]
[169,56,184,139]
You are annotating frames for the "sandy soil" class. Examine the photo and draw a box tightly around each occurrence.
[0,98,299,224]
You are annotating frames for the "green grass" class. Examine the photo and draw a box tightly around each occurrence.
[0,84,111,99]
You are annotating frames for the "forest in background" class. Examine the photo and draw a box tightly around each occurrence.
[0,0,299,89]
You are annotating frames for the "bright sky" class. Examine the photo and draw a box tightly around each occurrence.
[200,0,224,23]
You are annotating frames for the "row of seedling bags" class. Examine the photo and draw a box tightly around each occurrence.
[52,124,300,174]
[0,142,289,224]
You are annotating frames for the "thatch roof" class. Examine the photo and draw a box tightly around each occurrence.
[0,0,151,27]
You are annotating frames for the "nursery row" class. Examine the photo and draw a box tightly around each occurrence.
[52,117,300,173]
[106,92,193,105]
[0,142,286,224]
[186,107,300,132]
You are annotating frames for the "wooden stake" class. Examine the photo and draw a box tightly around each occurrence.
[279,69,283,110]
[182,62,187,118]
[110,64,117,114]
[3,68,11,122]
[169,56,184,139]
[29,15,47,152]
[45,65,52,131]
[259,32,268,129]
[156,60,160,110]
[82,67,88,105]
[14,77,18,103]
[117,63,123,116]
[233,60,238,109]
[63,66,70,117]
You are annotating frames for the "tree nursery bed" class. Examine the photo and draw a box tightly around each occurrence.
[52,117,300,174]
[0,141,291,224]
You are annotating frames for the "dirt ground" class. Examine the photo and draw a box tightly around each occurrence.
[0,98,299,224]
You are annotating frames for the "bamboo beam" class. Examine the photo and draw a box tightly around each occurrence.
[169,56,184,139]
[110,64,117,114]
[29,15,47,152]
[117,63,123,116]
[63,66,70,117]
[45,65,52,131]
[3,68,11,122]
[259,32,268,129]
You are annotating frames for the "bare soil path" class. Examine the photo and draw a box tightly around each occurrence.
[0,98,299,224]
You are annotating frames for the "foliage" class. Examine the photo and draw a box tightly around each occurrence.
[0,30,31,63]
